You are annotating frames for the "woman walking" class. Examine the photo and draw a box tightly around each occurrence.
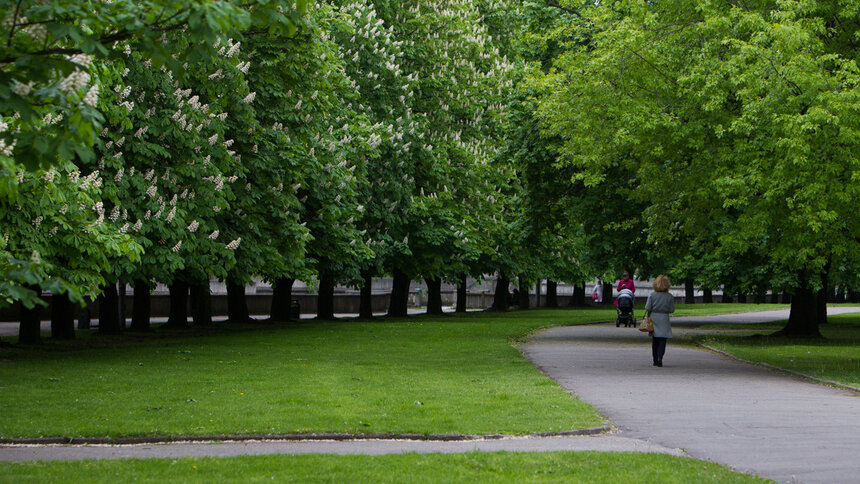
[645,275,675,367]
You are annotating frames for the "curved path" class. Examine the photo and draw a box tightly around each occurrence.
[520,307,860,484]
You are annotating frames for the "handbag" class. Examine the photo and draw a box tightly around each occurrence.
[639,315,653,333]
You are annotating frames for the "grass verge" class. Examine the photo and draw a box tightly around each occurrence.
[697,312,860,388]
[0,451,771,483]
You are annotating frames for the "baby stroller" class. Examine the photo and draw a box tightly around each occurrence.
[615,288,636,327]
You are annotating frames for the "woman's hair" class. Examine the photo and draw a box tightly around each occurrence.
[653,274,671,292]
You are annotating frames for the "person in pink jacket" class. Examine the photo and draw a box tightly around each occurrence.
[614,271,635,306]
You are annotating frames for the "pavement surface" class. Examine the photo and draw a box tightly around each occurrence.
[520,307,860,484]
[2,306,859,484]
[0,434,683,462]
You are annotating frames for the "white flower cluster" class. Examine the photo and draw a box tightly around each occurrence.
[225,237,241,250]
[82,84,99,107]
[187,220,199,233]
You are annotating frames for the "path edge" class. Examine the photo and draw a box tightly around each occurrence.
[697,343,860,394]
[0,426,611,446]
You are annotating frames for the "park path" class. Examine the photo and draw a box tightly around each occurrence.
[520,306,860,484]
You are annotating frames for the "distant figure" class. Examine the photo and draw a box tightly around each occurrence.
[510,287,520,306]
[592,278,603,303]
[645,274,675,367]
[614,271,635,306]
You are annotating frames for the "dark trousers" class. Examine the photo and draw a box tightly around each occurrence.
[652,337,667,363]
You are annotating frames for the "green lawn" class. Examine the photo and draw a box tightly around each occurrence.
[698,312,860,388]
[0,304,784,439]
[0,451,771,483]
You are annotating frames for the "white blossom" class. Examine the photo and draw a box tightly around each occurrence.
[208,230,219,240]
[171,240,182,252]
[187,220,199,233]
[82,84,99,107]
[225,237,241,250]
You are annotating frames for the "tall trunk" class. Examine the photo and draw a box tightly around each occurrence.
[684,278,695,304]
[387,268,410,317]
[602,281,613,305]
[519,277,531,310]
[535,279,541,308]
[569,282,586,306]
[316,274,335,320]
[775,286,824,337]
[118,283,126,329]
[491,274,510,311]
[456,274,467,313]
[359,272,374,319]
[130,279,152,332]
[425,277,444,315]
[190,282,212,326]
[50,293,75,339]
[545,280,558,308]
[98,283,122,334]
[166,279,190,328]
[702,288,713,303]
[770,289,780,304]
[226,282,250,323]
[270,277,295,321]
[18,286,42,344]
[736,292,747,303]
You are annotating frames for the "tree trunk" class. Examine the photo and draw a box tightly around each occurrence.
[602,281,613,305]
[702,288,713,303]
[130,279,152,332]
[775,286,824,338]
[18,286,42,344]
[456,274,468,313]
[491,274,509,311]
[316,274,335,320]
[190,282,212,326]
[737,292,747,303]
[118,283,127,329]
[50,293,76,339]
[226,281,250,323]
[545,280,558,308]
[359,272,374,319]
[387,268,410,317]
[98,283,122,334]
[426,277,444,315]
[770,289,780,304]
[721,286,734,303]
[534,279,541,308]
[569,282,586,306]
[271,277,295,321]
[684,278,695,304]
[519,277,531,310]
[166,279,190,328]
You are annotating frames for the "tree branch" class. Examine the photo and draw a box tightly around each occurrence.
[7,0,25,47]
[546,1,582,18]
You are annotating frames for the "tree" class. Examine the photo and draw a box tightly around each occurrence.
[532,0,860,336]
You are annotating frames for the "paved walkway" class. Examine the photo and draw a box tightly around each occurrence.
[2,307,859,484]
[520,307,860,484]
[0,434,682,462]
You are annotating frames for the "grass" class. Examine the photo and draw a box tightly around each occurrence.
[0,451,772,483]
[0,304,781,439]
[698,312,860,388]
